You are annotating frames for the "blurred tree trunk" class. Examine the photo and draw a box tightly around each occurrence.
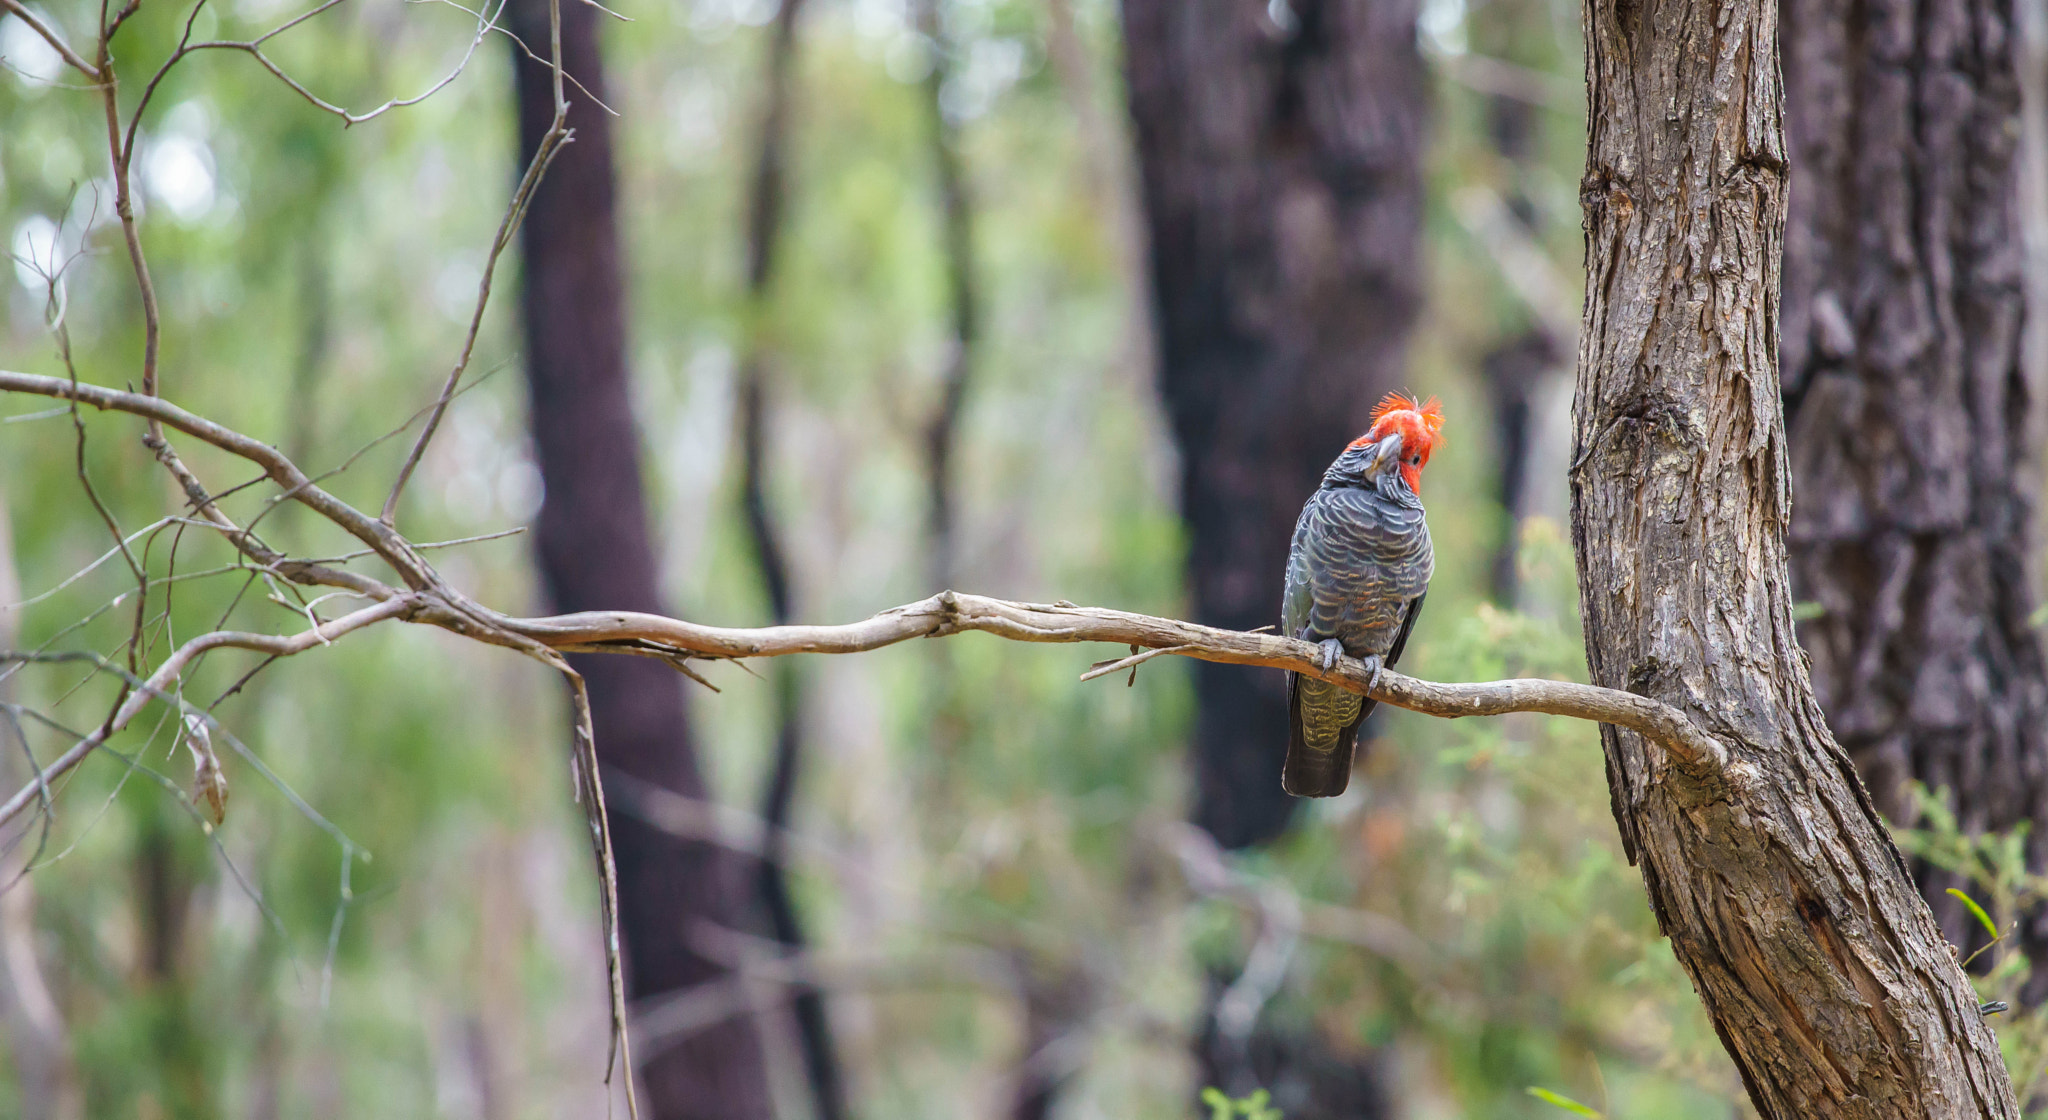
[734,0,850,1116]
[0,490,83,1120]
[1779,0,2048,994]
[1576,1,2020,1114]
[1120,0,1427,849]
[506,3,773,1115]
[1468,6,1566,607]
[916,0,980,595]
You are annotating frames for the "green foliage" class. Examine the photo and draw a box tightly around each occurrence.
[1892,784,2048,1107]
[1202,1086,1282,1120]
[1527,1086,1604,1117]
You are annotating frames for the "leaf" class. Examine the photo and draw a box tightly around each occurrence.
[182,714,228,829]
[1947,887,2000,941]
[1200,1087,1233,1120]
[1526,1087,1603,1118]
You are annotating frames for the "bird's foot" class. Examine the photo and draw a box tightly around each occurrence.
[1361,654,1383,695]
[1318,639,1345,673]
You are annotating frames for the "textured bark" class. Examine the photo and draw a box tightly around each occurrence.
[1779,0,2048,990]
[1575,3,2021,1115]
[507,3,772,1115]
[1121,0,1426,848]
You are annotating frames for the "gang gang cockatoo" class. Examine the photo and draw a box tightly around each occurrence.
[1281,392,1443,798]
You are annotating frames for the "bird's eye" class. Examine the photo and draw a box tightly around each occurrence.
[1408,456,1420,465]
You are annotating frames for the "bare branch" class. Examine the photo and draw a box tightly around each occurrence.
[493,593,1729,770]
[169,0,501,129]
[1427,47,1581,113]
[0,369,425,586]
[380,0,573,525]
[0,0,100,79]
[0,595,418,827]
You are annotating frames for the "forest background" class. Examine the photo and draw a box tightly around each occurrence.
[0,0,2042,1118]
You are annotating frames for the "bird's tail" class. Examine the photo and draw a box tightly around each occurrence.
[1282,671,1373,798]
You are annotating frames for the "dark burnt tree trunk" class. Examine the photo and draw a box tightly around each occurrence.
[1121,0,1424,1108]
[1120,0,1428,850]
[1576,1,2021,1114]
[508,3,773,1115]
[734,0,849,1115]
[1779,0,2048,993]
[916,0,980,595]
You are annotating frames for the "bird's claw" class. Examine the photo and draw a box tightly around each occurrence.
[1361,654,1383,694]
[1318,639,1344,673]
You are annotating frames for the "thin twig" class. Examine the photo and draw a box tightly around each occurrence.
[0,0,99,78]
[380,0,573,525]
[0,596,418,826]
[1079,643,1189,682]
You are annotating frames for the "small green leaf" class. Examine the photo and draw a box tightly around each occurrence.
[1201,1087,1233,1120]
[1948,888,2000,941]
[2031,603,2048,628]
[1791,600,1826,622]
[1526,1087,1604,1118]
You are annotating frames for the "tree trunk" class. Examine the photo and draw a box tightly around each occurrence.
[734,0,849,1115]
[1120,0,1428,849]
[1575,3,2021,1115]
[916,0,980,596]
[507,4,773,1115]
[1470,9,1568,608]
[1778,0,2048,994]
[0,489,83,1120]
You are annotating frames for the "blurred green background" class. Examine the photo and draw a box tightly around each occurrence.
[0,0,1848,1116]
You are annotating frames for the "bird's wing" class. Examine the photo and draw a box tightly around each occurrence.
[1382,589,1427,670]
[1282,499,1317,640]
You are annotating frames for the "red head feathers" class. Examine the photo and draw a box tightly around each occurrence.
[1350,392,1445,495]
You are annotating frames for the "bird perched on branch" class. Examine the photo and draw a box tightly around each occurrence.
[1281,392,1443,797]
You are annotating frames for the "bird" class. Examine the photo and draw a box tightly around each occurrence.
[1281,392,1443,798]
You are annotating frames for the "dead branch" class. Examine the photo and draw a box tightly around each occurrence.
[0,596,418,826]
[0,0,98,79]
[507,592,1728,772]
[0,356,1731,789]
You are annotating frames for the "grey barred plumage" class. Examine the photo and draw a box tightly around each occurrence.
[1281,395,1440,798]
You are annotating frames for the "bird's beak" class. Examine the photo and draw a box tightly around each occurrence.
[1368,432,1404,475]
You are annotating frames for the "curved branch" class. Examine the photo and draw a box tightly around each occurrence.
[0,595,418,827]
[0,369,426,585]
[0,366,1726,803]
[0,0,99,79]
[502,592,1729,770]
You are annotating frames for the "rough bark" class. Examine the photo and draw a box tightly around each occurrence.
[1779,0,2048,991]
[507,3,773,1114]
[1575,2,2021,1115]
[1120,0,1427,849]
